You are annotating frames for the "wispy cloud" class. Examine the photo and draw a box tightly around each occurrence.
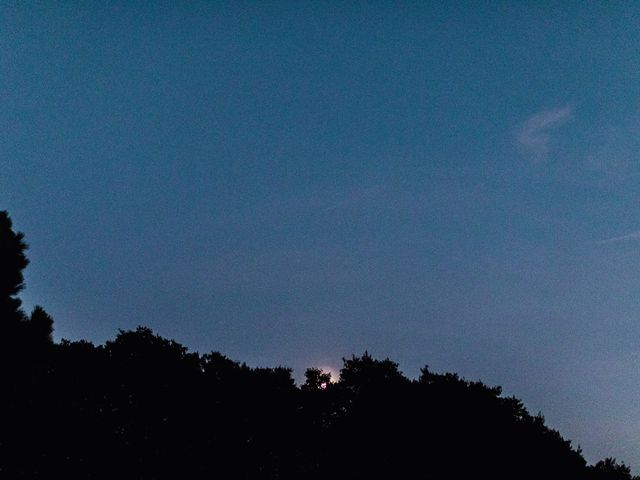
[592,231,640,245]
[516,106,573,162]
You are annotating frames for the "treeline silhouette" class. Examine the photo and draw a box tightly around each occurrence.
[0,210,636,479]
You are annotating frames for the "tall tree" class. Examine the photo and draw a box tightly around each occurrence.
[0,210,29,324]
[0,211,54,354]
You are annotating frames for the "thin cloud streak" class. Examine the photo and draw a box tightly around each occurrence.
[591,230,640,245]
[517,106,573,162]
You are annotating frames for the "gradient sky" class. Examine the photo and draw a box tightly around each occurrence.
[3,1,640,470]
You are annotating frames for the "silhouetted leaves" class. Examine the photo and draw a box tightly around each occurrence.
[591,458,636,480]
[29,305,54,345]
[302,367,332,392]
[0,210,28,322]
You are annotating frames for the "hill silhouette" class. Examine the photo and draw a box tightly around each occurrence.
[0,209,636,479]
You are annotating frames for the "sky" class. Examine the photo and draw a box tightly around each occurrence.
[2,1,640,470]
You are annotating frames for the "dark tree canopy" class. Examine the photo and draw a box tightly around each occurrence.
[0,209,636,480]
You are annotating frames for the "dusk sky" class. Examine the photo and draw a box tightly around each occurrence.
[3,2,640,469]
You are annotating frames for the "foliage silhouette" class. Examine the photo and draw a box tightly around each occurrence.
[302,367,332,391]
[0,210,28,322]
[0,209,637,479]
[591,458,636,480]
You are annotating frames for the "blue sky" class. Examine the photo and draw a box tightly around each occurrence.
[3,2,640,469]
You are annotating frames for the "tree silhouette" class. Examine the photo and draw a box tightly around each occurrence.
[0,210,30,354]
[339,351,407,392]
[0,208,638,479]
[0,212,55,359]
[302,367,332,391]
[0,210,28,321]
[29,305,54,345]
[591,458,637,480]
